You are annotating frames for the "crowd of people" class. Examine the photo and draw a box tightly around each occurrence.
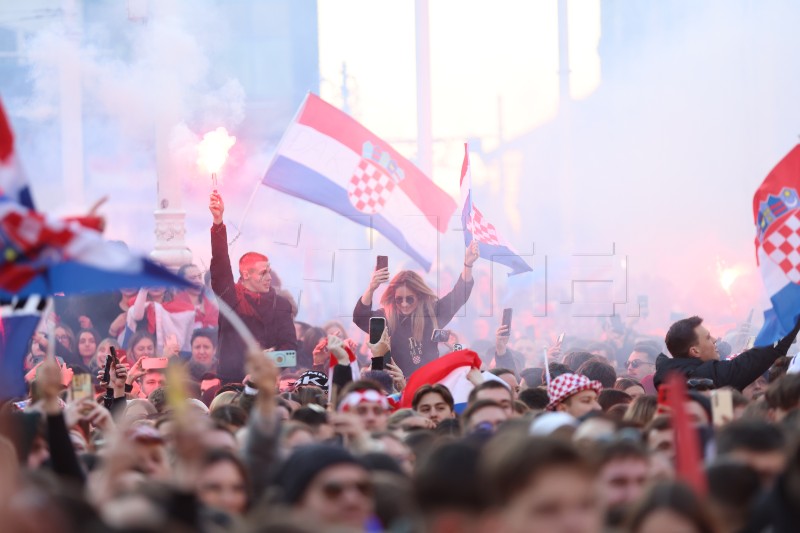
[3,191,800,532]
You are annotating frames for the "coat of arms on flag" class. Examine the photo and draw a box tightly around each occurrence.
[757,188,800,282]
[346,142,402,214]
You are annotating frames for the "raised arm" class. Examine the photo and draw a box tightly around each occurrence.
[353,267,389,333]
[208,191,237,308]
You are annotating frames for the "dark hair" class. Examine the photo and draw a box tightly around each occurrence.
[547,362,572,383]
[563,351,595,372]
[665,316,704,358]
[489,367,516,379]
[598,389,633,411]
[615,377,643,392]
[467,380,512,405]
[518,387,550,410]
[481,436,593,505]
[128,331,156,359]
[765,373,800,410]
[631,341,660,362]
[520,368,544,388]
[461,399,504,428]
[591,438,648,468]
[626,482,720,533]
[202,449,252,511]
[191,327,218,349]
[716,420,785,455]
[412,384,455,411]
[76,328,101,348]
[291,406,329,428]
[577,359,616,388]
[414,442,487,513]
[361,370,394,394]
[298,327,326,369]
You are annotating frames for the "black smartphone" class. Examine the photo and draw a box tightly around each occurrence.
[369,317,386,345]
[102,350,115,384]
[501,308,512,337]
[376,255,388,271]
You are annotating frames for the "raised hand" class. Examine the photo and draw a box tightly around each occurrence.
[367,328,391,359]
[327,335,350,365]
[386,359,406,392]
[465,240,480,267]
[495,325,510,355]
[369,267,390,292]
[209,191,225,225]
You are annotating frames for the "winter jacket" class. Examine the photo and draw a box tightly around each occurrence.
[210,223,297,383]
[353,275,474,376]
[653,318,800,390]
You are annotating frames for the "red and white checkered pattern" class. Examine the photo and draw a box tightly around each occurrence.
[467,205,501,246]
[546,373,603,411]
[761,211,800,283]
[347,159,396,214]
[338,389,389,413]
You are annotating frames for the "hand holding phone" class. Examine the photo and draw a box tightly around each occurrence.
[501,308,513,337]
[711,388,734,426]
[369,317,387,345]
[376,255,388,271]
[431,329,451,343]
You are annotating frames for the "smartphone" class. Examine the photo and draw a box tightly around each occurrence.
[71,373,94,401]
[431,328,451,343]
[102,352,115,384]
[557,332,565,345]
[376,255,388,271]
[711,388,734,426]
[268,350,297,368]
[142,357,169,370]
[369,317,387,345]
[453,343,463,351]
[501,308,513,337]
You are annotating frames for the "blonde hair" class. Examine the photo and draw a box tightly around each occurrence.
[379,270,438,344]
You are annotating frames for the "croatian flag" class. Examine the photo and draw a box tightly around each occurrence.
[753,145,800,344]
[262,94,456,271]
[461,145,531,275]
[0,98,34,209]
[400,349,482,413]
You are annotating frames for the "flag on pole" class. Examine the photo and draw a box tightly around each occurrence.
[0,98,34,209]
[460,144,532,275]
[753,145,800,344]
[262,94,457,271]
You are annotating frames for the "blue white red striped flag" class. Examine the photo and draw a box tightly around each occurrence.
[460,144,532,276]
[400,349,483,413]
[262,94,457,271]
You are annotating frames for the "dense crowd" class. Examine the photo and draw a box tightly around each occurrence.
[3,192,800,533]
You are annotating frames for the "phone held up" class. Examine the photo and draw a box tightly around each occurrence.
[376,255,388,271]
[267,350,297,368]
[369,317,388,370]
[501,308,513,337]
[431,329,451,343]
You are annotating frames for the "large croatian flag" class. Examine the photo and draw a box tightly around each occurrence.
[460,144,532,276]
[400,349,482,413]
[262,94,456,271]
[0,98,34,209]
[754,145,800,344]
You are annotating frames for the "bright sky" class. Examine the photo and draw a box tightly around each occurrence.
[317,0,601,192]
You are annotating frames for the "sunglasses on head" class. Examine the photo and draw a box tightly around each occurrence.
[394,295,416,305]
[321,480,373,500]
[625,359,653,369]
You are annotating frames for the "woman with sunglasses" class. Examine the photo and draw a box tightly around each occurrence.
[353,242,479,375]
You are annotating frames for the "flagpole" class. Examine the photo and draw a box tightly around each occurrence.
[228,92,312,247]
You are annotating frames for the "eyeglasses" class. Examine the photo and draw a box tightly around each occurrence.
[625,359,654,369]
[320,480,373,500]
[394,295,416,305]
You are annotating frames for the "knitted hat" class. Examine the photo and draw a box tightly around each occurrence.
[546,373,603,411]
[297,370,329,391]
[271,445,364,504]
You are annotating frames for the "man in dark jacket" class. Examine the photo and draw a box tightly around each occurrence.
[653,315,800,391]
[209,191,296,383]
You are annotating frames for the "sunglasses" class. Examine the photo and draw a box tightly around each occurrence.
[321,480,373,500]
[625,359,654,369]
[394,295,417,305]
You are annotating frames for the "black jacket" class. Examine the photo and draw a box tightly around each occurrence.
[353,275,474,376]
[653,318,800,390]
[210,223,297,383]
